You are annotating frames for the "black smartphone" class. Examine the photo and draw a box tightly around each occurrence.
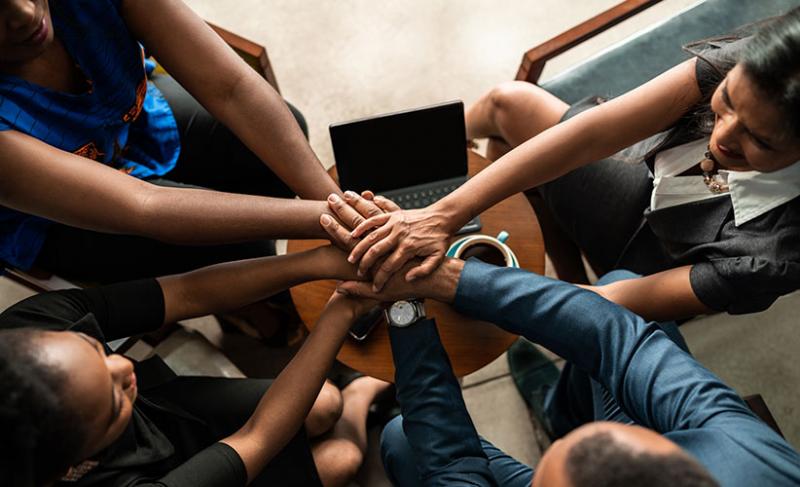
[348,306,385,341]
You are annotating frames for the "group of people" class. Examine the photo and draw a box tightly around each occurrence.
[1,0,799,486]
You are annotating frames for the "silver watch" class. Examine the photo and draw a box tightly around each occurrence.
[385,300,426,328]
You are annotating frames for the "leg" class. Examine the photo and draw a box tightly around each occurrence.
[310,376,391,487]
[145,377,325,487]
[380,418,534,487]
[35,219,276,282]
[305,381,344,438]
[152,75,301,198]
[466,81,568,159]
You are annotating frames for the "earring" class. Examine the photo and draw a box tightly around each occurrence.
[61,460,99,482]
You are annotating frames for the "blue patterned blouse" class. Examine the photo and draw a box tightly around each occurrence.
[0,0,180,269]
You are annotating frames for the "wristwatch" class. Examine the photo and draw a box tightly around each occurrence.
[385,300,426,328]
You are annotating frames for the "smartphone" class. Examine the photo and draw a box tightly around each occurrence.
[348,306,385,341]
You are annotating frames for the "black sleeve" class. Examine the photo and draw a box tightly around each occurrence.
[0,279,165,340]
[127,443,247,487]
[693,37,751,98]
[690,257,800,315]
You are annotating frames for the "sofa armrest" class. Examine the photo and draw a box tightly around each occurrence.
[516,0,663,84]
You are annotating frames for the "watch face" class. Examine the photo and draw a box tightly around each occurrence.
[389,301,416,326]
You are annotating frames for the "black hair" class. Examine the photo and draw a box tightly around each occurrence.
[565,431,719,487]
[0,329,90,486]
[644,6,800,161]
[740,6,800,140]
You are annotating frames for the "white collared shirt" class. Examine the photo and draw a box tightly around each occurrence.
[651,136,800,226]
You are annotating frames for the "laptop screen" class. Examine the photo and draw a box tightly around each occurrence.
[330,101,467,194]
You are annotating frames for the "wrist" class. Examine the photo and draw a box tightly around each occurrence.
[310,246,356,280]
[431,196,466,234]
[425,258,464,303]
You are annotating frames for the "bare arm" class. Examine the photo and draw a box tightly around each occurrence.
[0,130,332,242]
[331,59,703,288]
[157,245,356,323]
[120,0,339,200]
[582,265,713,322]
[221,294,370,483]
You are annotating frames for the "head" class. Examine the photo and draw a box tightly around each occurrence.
[0,0,54,65]
[531,422,719,487]
[650,7,800,173]
[707,7,800,172]
[0,328,138,486]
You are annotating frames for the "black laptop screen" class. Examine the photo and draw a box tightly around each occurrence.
[330,101,467,194]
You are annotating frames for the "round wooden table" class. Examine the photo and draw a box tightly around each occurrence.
[287,150,544,382]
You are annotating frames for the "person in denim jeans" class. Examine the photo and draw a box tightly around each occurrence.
[337,260,800,487]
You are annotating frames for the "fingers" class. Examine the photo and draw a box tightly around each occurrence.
[358,228,404,278]
[351,213,392,238]
[336,281,380,300]
[327,193,366,230]
[360,190,375,201]
[348,224,392,267]
[373,195,401,213]
[405,252,444,282]
[343,190,384,220]
[320,214,358,251]
[372,249,413,292]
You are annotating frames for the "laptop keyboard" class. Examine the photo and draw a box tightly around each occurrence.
[388,182,460,209]
[378,177,481,234]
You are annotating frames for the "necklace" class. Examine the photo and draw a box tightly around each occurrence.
[699,147,730,194]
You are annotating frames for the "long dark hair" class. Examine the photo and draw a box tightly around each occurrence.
[0,329,89,486]
[644,6,800,161]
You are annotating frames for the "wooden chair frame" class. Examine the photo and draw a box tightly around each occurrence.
[513,0,785,438]
[516,0,664,84]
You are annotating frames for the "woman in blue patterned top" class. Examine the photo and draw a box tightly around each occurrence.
[0,0,342,294]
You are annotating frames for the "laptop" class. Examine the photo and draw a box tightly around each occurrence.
[330,100,481,234]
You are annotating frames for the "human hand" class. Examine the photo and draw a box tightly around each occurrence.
[336,257,464,305]
[340,206,454,292]
[321,289,380,326]
[321,190,399,252]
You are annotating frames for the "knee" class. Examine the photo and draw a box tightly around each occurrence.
[596,269,642,286]
[327,441,364,484]
[487,81,535,117]
[380,416,406,467]
[307,382,343,436]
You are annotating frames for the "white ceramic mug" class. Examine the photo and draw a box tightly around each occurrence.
[446,231,519,268]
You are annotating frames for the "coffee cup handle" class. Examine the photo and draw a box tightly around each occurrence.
[496,231,510,244]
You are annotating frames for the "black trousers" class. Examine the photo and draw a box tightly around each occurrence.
[144,376,322,487]
[35,75,307,283]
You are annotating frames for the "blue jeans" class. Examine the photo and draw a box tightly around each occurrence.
[380,270,684,486]
[381,417,533,487]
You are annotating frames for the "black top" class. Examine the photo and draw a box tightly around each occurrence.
[557,37,800,314]
[647,37,800,314]
[0,280,248,486]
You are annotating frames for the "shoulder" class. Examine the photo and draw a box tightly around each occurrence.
[0,289,96,333]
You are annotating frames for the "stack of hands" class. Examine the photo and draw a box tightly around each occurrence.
[318,189,464,310]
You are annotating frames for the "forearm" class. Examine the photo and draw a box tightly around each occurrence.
[221,301,354,482]
[390,320,496,485]
[157,246,354,324]
[439,61,700,229]
[584,266,713,322]
[141,185,330,243]
[219,74,340,200]
[437,119,601,229]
